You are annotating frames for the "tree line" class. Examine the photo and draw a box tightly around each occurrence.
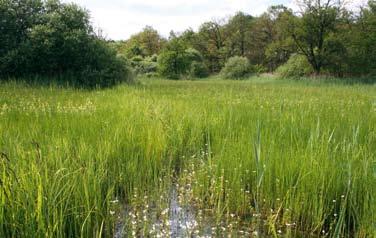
[1,0,376,86]
[112,0,376,80]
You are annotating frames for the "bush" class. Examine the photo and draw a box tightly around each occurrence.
[186,48,203,62]
[0,1,133,88]
[141,61,158,73]
[130,56,158,75]
[276,54,313,79]
[190,62,209,78]
[157,40,210,79]
[221,56,251,79]
[78,47,134,87]
[131,55,143,62]
[146,54,158,62]
[253,64,267,76]
[145,72,159,78]
[157,39,191,79]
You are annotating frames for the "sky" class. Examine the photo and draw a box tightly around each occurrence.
[61,0,368,41]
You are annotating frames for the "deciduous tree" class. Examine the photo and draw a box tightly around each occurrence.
[283,0,344,74]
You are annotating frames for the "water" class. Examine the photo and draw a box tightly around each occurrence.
[114,184,209,238]
[113,182,317,238]
[169,184,201,237]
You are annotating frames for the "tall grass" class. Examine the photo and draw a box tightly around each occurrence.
[0,77,375,237]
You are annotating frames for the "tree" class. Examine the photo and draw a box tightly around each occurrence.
[196,20,226,72]
[0,0,133,87]
[179,28,198,47]
[254,5,295,71]
[343,0,376,75]
[0,0,44,75]
[118,26,166,58]
[224,12,254,57]
[157,39,191,79]
[283,0,344,74]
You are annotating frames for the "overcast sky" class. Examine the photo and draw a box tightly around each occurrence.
[61,0,368,41]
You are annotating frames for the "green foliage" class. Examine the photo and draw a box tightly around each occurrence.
[130,56,158,75]
[221,56,252,79]
[131,55,143,62]
[223,10,277,68]
[146,54,158,62]
[189,62,209,78]
[116,26,166,58]
[0,0,132,87]
[196,21,226,73]
[183,48,209,78]
[3,0,376,84]
[265,39,295,71]
[280,0,342,74]
[157,43,209,79]
[276,54,313,78]
[224,12,254,57]
[157,39,192,79]
[253,64,267,75]
[321,35,348,76]
[341,1,376,76]
[144,72,159,78]
[185,48,204,62]
[142,61,158,74]
[77,46,134,88]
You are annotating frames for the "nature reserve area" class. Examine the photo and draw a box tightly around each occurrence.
[0,0,375,237]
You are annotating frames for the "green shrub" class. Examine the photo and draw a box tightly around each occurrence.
[131,55,143,62]
[145,72,159,78]
[131,56,158,75]
[186,48,203,62]
[157,39,191,79]
[190,62,209,78]
[146,54,158,62]
[157,40,210,79]
[221,56,251,79]
[142,61,158,73]
[0,1,133,88]
[276,54,313,79]
[78,52,134,88]
[253,64,267,75]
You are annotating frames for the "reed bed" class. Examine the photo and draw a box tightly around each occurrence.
[0,78,375,237]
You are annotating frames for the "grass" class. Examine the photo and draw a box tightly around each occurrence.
[0,76,375,237]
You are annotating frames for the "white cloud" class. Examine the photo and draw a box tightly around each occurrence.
[62,0,369,40]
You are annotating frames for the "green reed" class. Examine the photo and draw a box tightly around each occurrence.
[0,77,375,237]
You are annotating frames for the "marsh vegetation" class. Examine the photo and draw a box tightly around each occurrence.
[1,77,375,237]
[1,0,376,237]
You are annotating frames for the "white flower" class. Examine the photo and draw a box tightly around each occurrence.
[110,199,119,204]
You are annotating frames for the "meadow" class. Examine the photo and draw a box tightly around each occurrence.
[0,77,375,237]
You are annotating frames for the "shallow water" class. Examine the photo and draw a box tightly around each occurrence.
[113,207,127,238]
[114,185,208,237]
[169,184,199,237]
[114,182,320,238]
